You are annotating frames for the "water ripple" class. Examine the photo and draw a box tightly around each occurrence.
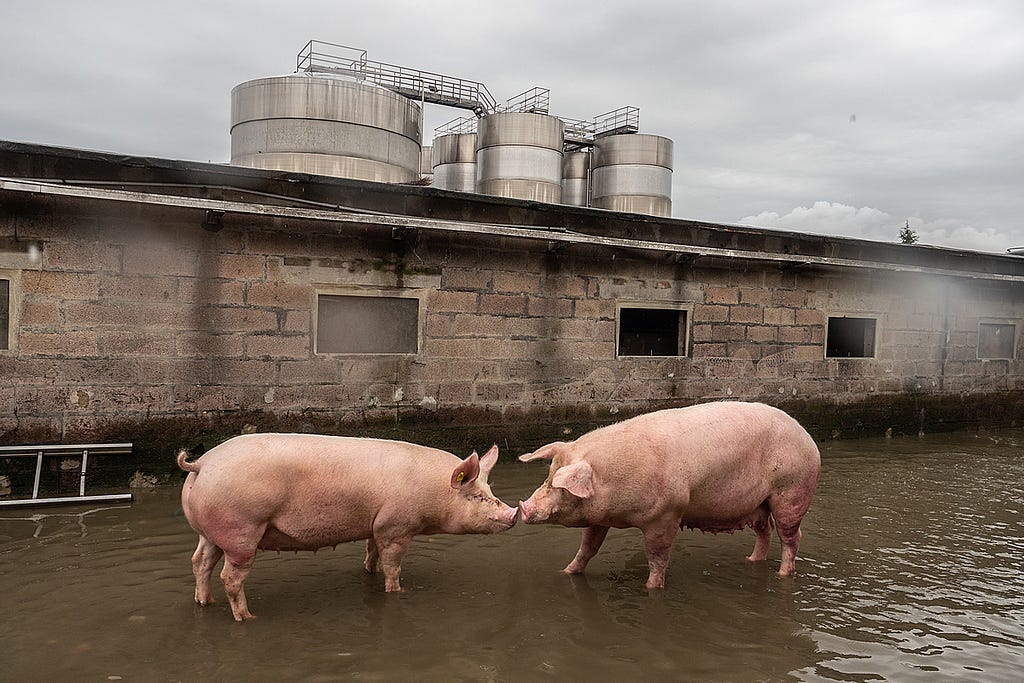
[1,434,1022,681]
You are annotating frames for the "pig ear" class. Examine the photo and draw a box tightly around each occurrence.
[478,445,499,474]
[518,442,564,462]
[451,452,481,489]
[551,461,594,499]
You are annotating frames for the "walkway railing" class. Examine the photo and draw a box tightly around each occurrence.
[297,40,499,116]
[295,41,642,148]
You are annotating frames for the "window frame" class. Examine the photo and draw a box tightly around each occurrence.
[977,318,1019,360]
[0,270,17,353]
[615,301,692,359]
[313,287,425,356]
[825,314,879,359]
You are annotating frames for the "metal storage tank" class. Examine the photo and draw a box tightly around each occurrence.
[475,112,564,203]
[431,133,477,192]
[230,74,422,183]
[591,134,673,216]
[561,151,591,206]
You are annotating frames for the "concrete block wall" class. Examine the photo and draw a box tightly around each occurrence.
[2,197,1023,444]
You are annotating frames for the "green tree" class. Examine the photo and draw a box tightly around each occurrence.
[899,220,918,244]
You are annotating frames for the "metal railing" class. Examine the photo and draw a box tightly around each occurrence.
[594,106,640,137]
[0,443,134,507]
[561,116,597,146]
[297,40,499,116]
[293,41,643,146]
[501,87,550,114]
[435,115,479,136]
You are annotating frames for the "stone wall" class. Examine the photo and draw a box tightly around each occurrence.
[2,194,1023,453]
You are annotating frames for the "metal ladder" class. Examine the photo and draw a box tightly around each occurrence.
[0,443,134,507]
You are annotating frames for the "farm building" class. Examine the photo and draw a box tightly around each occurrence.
[1,140,1023,459]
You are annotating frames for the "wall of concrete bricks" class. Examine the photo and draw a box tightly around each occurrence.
[2,195,1023,445]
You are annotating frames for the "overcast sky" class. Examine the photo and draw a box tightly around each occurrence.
[2,1,1022,254]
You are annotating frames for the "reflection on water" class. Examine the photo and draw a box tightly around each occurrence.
[1,430,1022,681]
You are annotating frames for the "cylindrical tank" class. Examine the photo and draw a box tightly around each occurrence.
[431,133,477,192]
[419,146,433,185]
[230,74,422,183]
[475,112,564,203]
[591,134,673,216]
[561,151,591,207]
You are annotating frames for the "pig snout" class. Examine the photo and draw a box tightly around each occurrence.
[518,498,539,524]
[470,500,518,532]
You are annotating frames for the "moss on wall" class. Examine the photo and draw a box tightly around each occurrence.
[5,391,1019,491]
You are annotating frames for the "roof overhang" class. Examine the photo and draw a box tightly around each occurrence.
[3,177,1023,284]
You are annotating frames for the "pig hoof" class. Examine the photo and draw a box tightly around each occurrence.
[562,566,585,576]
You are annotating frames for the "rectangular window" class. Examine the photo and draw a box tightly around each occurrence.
[617,305,689,357]
[826,316,876,358]
[315,293,420,354]
[978,322,1016,359]
[1,278,9,351]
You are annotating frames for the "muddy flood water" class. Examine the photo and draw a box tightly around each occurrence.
[2,429,1022,681]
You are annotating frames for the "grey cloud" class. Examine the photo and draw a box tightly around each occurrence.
[1,0,1021,252]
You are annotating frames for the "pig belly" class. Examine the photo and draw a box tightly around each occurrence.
[681,504,769,534]
[680,485,771,534]
[257,523,369,552]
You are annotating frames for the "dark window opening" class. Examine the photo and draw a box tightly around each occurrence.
[1,278,9,351]
[316,294,419,354]
[978,322,1016,359]
[618,307,687,357]
[826,316,876,358]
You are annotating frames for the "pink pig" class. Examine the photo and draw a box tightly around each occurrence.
[518,402,820,589]
[178,434,517,621]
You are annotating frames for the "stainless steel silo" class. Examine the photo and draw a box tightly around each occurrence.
[230,74,422,183]
[591,134,673,216]
[475,112,564,203]
[561,151,591,207]
[431,133,477,192]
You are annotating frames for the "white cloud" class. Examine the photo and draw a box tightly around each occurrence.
[738,201,1015,254]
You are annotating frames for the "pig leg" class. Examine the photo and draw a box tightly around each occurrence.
[641,521,680,590]
[220,551,257,621]
[775,521,803,576]
[375,537,412,592]
[564,525,610,575]
[364,538,380,574]
[770,492,811,576]
[191,535,224,606]
[746,504,772,563]
[212,523,266,621]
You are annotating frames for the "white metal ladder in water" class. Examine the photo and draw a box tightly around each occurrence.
[0,443,134,508]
